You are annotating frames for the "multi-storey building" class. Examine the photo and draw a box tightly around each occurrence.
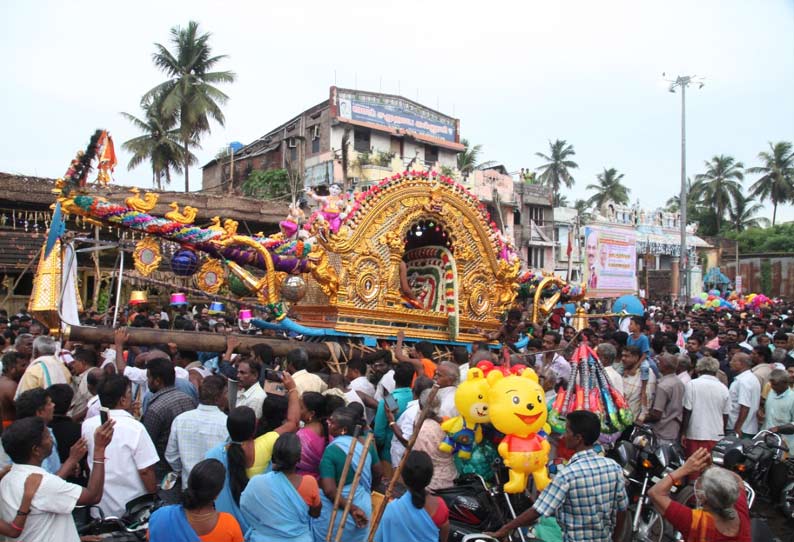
[201,86,464,193]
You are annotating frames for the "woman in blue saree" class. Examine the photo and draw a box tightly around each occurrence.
[375,451,450,542]
[241,432,321,541]
[149,459,243,542]
[311,406,382,542]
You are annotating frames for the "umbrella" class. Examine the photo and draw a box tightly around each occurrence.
[610,295,644,316]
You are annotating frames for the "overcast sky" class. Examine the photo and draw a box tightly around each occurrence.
[2,0,793,222]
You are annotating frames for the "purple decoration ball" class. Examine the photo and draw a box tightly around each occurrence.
[171,249,199,276]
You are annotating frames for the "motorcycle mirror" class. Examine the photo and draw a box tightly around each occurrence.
[462,536,499,542]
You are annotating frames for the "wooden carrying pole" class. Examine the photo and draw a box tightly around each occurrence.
[64,324,333,360]
[334,432,375,542]
[326,425,362,542]
[367,384,440,541]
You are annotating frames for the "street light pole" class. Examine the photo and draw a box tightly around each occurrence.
[679,80,687,302]
[665,73,704,303]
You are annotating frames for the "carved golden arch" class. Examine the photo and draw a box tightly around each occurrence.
[322,177,519,321]
[329,179,504,271]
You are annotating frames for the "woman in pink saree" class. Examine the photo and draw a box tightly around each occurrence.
[296,392,331,478]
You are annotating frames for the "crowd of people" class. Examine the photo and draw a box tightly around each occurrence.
[0,299,791,542]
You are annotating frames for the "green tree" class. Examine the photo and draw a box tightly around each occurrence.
[555,194,570,207]
[727,192,769,232]
[691,155,744,233]
[145,21,236,193]
[585,167,630,208]
[121,97,194,189]
[725,223,794,253]
[243,169,290,199]
[573,198,592,222]
[746,141,794,226]
[535,139,578,202]
[457,139,484,176]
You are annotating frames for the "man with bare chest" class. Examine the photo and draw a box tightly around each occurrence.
[0,351,30,428]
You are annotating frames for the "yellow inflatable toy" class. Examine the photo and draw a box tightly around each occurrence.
[439,367,491,460]
[487,368,552,493]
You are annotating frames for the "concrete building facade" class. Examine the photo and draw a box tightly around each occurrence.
[201,86,464,194]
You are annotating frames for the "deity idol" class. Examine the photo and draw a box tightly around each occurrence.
[305,183,347,234]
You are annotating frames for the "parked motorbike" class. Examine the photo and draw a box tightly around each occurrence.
[76,493,159,541]
[711,430,789,502]
[608,424,685,542]
[432,458,540,542]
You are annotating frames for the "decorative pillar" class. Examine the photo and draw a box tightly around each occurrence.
[670,258,680,301]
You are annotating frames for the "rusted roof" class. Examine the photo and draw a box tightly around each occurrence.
[0,230,46,271]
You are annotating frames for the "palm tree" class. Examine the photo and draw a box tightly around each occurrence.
[728,192,770,232]
[121,98,194,189]
[691,155,744,233]
[535,140,578,198]
[586,168,630,208]
[746,141,794,226]
[555,194,570,207]
[457,139,482,176]
[573,198,592,222]
[145,21,236,192]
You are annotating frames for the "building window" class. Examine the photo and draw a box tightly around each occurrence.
[514,210,521,225]
[354,129,370,153]
[528,205,544,225]
[528,246,545,269]
[289,145,298,162]
[425,145,439,165]
[311,137,320,153]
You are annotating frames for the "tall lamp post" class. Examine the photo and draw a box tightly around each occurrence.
[664,73,704,303]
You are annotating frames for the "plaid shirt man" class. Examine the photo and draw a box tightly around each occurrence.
[141,386,197,479]
[533,449,628,542]
[165,404,228,489]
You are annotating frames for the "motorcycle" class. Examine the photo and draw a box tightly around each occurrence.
[608,424,685,542]
[76,493,159,541]
[711,428,794,522]
[431,458,540,542]
[711,430,789,502]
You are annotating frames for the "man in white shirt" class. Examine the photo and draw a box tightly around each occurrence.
[681,356,731,457]
[346,358,376,420]
[0,415,113,542]
[346,358,375,398]
[727,352,761,439]
[166,376,229,489]
[235,358,266,420]
[434,362,460,419]
[389,376,434,468]
[82,374,158,518]
[535,332,572,391]
[595,343,624,395]
[287,348,327,395]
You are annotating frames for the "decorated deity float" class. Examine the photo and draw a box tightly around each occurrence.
[37,130,585,350]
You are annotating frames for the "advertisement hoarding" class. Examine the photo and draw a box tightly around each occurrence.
[583,226,637,298]
[336,89,457,143]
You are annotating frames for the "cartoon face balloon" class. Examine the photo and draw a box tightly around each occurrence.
[487,368,552,493]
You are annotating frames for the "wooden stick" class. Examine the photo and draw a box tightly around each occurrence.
[334,433,375,542]
[368,384,440,541]
[326,425,361,542]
